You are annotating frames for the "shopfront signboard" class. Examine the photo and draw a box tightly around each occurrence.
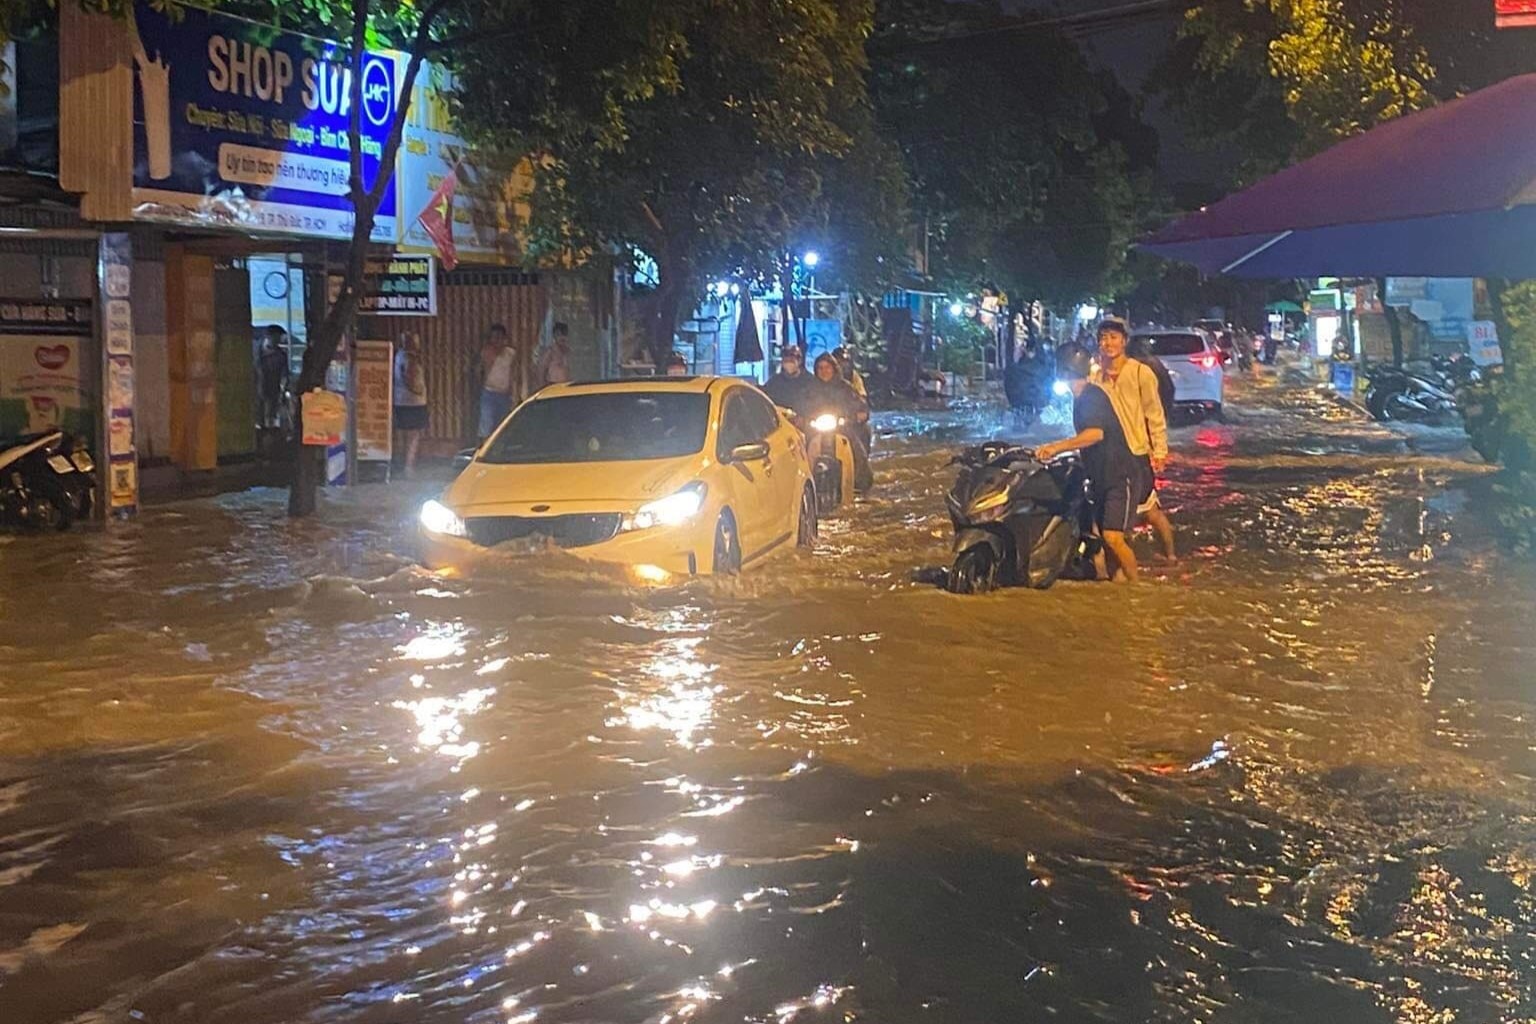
[129,0,398,241]
[0,300,93,439]
[359,254,436,315]
[396,63,527,262]
[1498,1,1536,28]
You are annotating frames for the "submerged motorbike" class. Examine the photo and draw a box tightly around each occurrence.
[944,442,1097,593]
[0,430,96,530]
[1364,363,1458,424]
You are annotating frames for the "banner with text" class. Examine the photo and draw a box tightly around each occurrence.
[0,300,93,440]
[360,254,436,316]
[396,63,529,262]
[130,0,398,241]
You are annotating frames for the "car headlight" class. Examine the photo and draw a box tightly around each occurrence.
[1052,380,1071,398]
[419,499,467,537]
[809,413,840,433]
[623,483,707,532]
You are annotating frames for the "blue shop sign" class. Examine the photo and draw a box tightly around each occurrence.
[130,0,398,241]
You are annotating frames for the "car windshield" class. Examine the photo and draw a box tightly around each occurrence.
[481,392,710,464]
[1139,333,1206,357]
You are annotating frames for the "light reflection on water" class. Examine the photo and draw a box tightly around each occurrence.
[1,374,1534,1023]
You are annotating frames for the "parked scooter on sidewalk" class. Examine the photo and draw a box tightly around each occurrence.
[1363,363,1459,424]
[944,442,1098,593]
[0,430,96,530]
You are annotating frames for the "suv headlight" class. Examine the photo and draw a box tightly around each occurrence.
[623,483,706,532]
[419,499,467,537]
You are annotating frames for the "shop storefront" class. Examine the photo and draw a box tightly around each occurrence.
[36,0,619,506]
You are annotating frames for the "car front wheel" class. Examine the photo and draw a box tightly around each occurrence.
[797,484,818,548]
[712,511,741,575]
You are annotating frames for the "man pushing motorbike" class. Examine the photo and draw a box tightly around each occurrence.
[1035,344,1148,583]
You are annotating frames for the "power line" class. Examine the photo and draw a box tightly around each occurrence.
[872,0,1191,55]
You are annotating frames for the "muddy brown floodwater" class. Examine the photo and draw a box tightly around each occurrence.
[2,369,1534,1024]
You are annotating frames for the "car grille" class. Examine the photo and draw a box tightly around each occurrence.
[466,513,622,549]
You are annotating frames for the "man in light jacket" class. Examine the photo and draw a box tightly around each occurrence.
[1092,317,1177,562]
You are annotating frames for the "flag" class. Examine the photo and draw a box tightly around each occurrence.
[416,165,459,270]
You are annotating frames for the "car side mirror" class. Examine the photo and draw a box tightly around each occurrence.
[452,448,476,471]
[729,441,770,463]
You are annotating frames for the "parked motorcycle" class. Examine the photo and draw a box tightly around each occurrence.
[944,442,1098,594]
[1364,364,1458,424]
[0,430,96,530]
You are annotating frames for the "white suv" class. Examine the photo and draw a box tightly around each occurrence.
[1132,330,1224,420]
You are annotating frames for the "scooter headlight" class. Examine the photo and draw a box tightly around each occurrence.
[1052,380,1071,398]
[623,483,707,532]
[809,413,840,433]
[420,499,467,538]
[969,488,1011,513]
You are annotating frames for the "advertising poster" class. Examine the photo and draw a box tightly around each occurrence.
[99,232,138,514]
[301,388,345,446]
[129,0,399,242]
[0,299,93,438]
[353,340,393,461]
[396,63,526,261]
[359,254,436,315]
[1467,320,1505,367]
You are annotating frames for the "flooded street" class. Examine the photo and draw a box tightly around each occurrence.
[3,369,1535,1024]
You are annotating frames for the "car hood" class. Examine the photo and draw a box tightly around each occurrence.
[444,454,709,511]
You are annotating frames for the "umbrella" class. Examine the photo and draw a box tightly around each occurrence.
[1265,300,1303,313]
[1141,74,1536,279]
[733,294,764,364]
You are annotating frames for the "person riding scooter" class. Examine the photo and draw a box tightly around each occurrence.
[809,352,873,492]
[763,346,817,412]
[830,345,874,459]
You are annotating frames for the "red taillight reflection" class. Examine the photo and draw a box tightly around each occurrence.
[1190,353,1219,370]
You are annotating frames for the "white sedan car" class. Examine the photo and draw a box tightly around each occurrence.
[1132,330,1224,420]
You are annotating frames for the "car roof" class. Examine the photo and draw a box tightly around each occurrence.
[532,376,739,398]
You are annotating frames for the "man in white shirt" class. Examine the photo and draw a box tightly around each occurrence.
[479,323,516,441]
[1092,318,1177,562]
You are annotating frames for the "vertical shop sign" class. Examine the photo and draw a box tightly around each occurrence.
[99,232,138,515]
[353,340,393,462]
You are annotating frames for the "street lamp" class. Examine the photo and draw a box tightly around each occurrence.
[802,251,820,268]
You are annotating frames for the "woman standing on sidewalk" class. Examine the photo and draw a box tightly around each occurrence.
[393,331,428,478]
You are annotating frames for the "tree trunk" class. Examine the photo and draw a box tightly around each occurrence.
[1378,276,1404,367]
[286,0,445,516]
[649,249,690,368]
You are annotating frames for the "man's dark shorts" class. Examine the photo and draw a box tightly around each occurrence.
[1094,458,1156,534]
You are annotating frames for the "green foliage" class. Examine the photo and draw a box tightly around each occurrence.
[453,0,899,353]
[1155,0,1480,184]
[937,313,989,373]
[869,0,1160,309]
